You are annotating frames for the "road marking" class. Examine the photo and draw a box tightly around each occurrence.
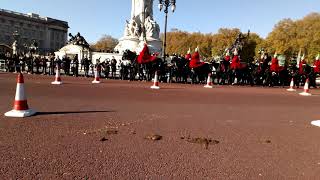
[311,120,320,127]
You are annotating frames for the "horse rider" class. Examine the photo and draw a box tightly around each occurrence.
[230,48,241,84]
[299,54,307,76]
[270,52,279,73]
[189,47,205,69]
[313,54,320,76]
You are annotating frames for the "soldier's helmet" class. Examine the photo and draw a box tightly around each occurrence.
[233,48,238,56]
[195,46,199,52]
[225,49,230,56]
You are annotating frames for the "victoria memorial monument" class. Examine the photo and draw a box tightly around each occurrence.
[114,0,162,54]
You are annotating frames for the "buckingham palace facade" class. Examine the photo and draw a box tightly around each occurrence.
[0,8,69,54]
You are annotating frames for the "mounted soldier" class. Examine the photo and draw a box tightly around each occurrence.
[267,52,280,86]
[299,54,307,75]
[313,54,320,75]
[187,47,212,84]
[216,50,231,85]
[270,52,279,73]
[230,48,241,85]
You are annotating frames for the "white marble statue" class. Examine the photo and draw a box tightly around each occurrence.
[115,0,162,54]
[132,0,153,21]
[145,16,160,39]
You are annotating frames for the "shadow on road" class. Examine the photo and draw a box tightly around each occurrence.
[36,110,115,116]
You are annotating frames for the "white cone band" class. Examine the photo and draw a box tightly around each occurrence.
[290,80,294,88]
[154,73,158,83]
[15,83,26,101]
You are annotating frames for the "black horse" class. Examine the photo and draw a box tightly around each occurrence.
[171,56,190,83]
[122,49,164,81]
[190,63,213,84]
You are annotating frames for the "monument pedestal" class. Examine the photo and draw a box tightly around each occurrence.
[116,37,162,54]
[115,37,140,53]
[136,38,162,54]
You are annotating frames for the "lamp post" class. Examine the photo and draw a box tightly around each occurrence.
[158,0,176,62]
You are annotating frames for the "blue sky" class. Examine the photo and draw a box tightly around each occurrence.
[1,0,319,43]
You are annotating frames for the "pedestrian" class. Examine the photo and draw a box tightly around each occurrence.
[42,56,48,75]
[84,57,90,77]
[111,56,117,79]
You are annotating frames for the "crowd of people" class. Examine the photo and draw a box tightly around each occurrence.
[1,48,320,89]
[0,53,119,79]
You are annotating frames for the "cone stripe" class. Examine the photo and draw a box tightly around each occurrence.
[17,73,24,83]
[94,68,100,81]
[287,78,296,91]
[53,68,62,83]
[153,72,159,86]
[204,73,213,88]
[5,73,36,117]
[151,71,160,89]
[207,74,212,85]
[13,100,29,110]
[13,73,29,111]
[289,78,294,88]
[299,78,311,96]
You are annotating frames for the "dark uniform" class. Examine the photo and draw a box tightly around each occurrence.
[83,57,91,77]
[111,57,117,79]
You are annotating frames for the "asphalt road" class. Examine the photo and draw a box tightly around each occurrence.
[0,72,320,179]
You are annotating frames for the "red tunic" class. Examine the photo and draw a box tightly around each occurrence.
[230,55,241,70]
[189,52,205,68]
[299,59,307,75]
[225,55,231,61]
[270,58,279,72]
[185,54,191,60]
[137,44,157,64]
[314,60,320,73]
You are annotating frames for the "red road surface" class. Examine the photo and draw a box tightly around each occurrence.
[0,72,320,179]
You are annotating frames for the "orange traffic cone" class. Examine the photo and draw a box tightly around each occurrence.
[287,78,296,92]
[299,78,312,96]
[5,73,36,117]
[150,71,160,89]
[92,67,101,84]
[204,73,213,88]
[51,67,62,85]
